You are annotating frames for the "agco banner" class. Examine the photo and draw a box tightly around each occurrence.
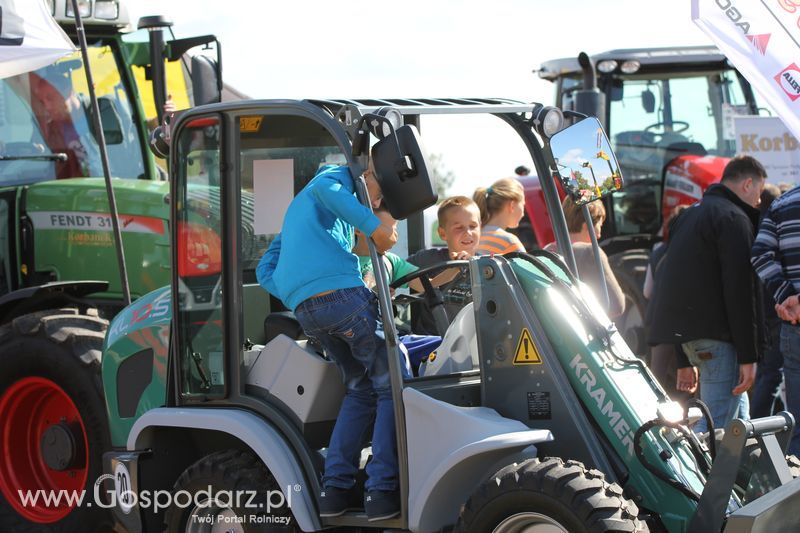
[0,0,74,79]
[692,1,800,143]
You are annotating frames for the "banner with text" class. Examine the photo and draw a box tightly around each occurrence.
[735,116,800,184]
[692,0,800,145]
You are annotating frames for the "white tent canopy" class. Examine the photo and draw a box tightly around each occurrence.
[692,0,800,142]
[0,0,75,79]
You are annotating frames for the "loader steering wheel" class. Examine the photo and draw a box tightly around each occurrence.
[390,260,469,336]
[644,120,690,135]
[390,259,469,292]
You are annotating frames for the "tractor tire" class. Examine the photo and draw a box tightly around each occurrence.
[163,449,298,532]
[0,308,111,532]
[455,457,648,533]
[735,440,800,497]
[608,250,649,361]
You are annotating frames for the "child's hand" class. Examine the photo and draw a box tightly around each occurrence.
[371,224,397,254]
[450,250,471,261]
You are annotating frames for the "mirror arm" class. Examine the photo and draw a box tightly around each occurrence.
[582,204,610,310]
[563,110,589,120]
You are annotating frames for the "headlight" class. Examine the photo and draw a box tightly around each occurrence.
[95,0,120,20]
[370,107,403,139]
[620,60,641,74]
[597,60,618,74]
[66,0,92,17]
[534,106,564,139]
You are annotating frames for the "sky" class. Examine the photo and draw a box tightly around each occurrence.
[126,0,712,195]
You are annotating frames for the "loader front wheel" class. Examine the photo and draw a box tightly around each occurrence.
[455,457,647,533]
[163,449,297,532]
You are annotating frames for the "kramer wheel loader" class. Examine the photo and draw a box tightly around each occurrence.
[99,98,800,532]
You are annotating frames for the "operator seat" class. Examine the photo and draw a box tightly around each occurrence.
[264,311,305,344]
[418,303,479,376]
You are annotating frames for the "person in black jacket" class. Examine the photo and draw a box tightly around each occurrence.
[648,155,766,433]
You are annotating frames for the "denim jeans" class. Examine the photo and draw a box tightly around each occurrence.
[682,339,749,433]
[751,319,784,419]
[294,286,398,492]
[779,324,800,456]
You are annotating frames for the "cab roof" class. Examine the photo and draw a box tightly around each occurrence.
[538,45,729,81]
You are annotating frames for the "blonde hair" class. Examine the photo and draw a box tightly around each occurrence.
[562,196,605,233]
[437,196,478,227]
[473,178,525,225]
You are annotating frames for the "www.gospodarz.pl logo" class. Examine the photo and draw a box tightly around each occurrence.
[16,472,297,526]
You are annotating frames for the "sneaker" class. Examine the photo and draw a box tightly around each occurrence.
[319,486,361,517]
[365,490,400,521]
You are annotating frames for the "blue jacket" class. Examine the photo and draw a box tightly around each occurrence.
[256,165,380,311]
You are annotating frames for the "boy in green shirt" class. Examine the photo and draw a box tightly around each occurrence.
[354,207,456,373]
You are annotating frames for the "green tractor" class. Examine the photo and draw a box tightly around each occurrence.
[98,97,800,532]
[0,1,224,529]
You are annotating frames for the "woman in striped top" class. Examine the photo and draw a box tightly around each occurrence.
[473,177,526,255]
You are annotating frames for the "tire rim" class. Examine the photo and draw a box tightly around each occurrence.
[0,377,89,523]
[185,498,245,533]
[493,512,569,533]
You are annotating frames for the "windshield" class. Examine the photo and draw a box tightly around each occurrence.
[608,70,754,165]
[0,43,144,186]
[603,69,758,235]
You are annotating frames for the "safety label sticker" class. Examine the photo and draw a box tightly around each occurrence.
[240,116,263,133]
[513,328,542,365]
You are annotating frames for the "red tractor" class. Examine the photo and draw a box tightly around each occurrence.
[517,46,762,357]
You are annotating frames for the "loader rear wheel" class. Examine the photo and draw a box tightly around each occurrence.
[455,457,648,533]
[163,449,297,532]
[0,308,110,532]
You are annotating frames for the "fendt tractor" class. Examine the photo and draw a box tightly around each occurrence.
[515,46,773,357]
[0,1,226,529]
[98,97,799,533]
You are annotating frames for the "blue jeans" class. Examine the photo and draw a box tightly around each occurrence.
[751,319,784,419]
[294,286,398,492]
[682,339,749,433]
[779,324,800,456]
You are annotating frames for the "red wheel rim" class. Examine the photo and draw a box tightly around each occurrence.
[0,377,89,523]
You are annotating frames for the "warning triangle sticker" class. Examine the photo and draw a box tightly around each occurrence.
[513,328,542,365]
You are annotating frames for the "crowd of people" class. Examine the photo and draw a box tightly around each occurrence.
[645,155,800,457]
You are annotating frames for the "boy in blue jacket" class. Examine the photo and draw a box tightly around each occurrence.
[256,164,399,520]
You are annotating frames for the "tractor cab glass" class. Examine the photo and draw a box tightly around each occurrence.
[606,70,755,235]
[550,117,623,205]
[0,48,144,185]
[174,115,224,398]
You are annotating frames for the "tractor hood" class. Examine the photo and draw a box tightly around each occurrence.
[24,178,171,300]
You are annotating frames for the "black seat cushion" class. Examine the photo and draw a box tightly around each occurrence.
[264,311,305,344]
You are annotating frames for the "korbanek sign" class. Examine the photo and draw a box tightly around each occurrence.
[693,0,800,143]
[735,116,800,184]
[0,0,74,79]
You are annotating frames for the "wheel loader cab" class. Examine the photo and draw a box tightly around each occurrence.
[168,101,444,426]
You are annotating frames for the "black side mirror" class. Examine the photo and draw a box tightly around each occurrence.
[371,124,437,219]
[191,55,221,106]
[642,88,656,114]
[87,96,124,145]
